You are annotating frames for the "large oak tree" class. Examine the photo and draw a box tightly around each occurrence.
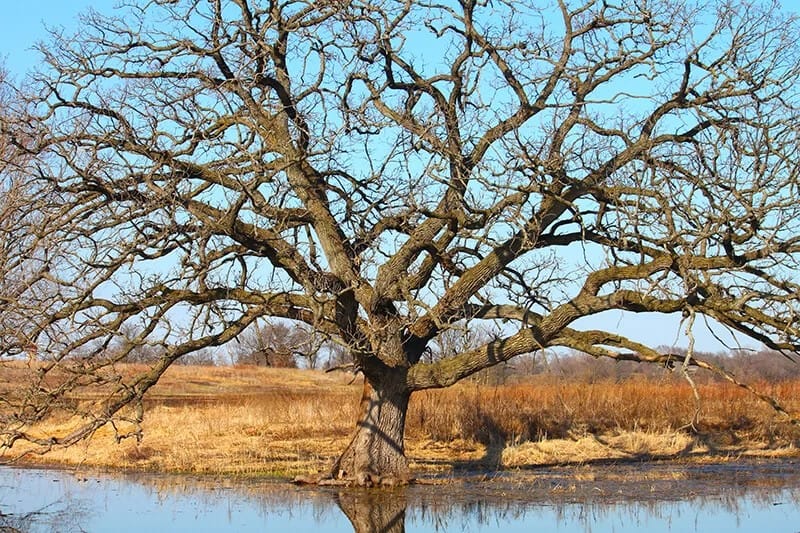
[2,0,800,485]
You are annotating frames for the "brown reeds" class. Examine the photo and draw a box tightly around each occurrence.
[408,377,800,445]
[3,364,798,477]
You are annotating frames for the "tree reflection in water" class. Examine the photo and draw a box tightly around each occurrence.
[336,490,408,533]
[330,460,800,533]
[2,461,800,532]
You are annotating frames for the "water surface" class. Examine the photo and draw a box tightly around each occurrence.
[1,461,799,532]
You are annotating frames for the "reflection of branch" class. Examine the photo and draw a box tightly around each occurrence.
[0,499,83,533]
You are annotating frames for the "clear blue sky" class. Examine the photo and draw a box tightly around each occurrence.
[1,1,105,77]
[4,1,797,354]
[3,1,798,76]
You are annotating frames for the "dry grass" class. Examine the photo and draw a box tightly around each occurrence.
[408,377,800,445]
[3,364,799,478]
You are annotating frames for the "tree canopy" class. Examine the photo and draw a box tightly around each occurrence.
[2,0,800,485]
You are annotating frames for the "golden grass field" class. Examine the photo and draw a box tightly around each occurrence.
[3,363,799,478]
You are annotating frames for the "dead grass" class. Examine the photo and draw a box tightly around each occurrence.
[3,364,799,477]
[408,377,800,446]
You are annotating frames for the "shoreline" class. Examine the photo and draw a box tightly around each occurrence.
[6,431,799,482]
[4,454,800,507]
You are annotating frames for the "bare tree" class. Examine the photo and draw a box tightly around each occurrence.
[229,320,319,368]
[427,323,512,383]
[2,0,800,485]
[114,322,164,364]
[429,323,495,363]
[176,347,217,366]
[323,339,354,371]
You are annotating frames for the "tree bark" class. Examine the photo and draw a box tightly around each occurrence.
[328,373,412,486]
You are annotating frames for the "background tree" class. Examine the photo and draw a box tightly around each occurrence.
[2,0,800,485]
[228,320,320,368]
[427,323,512,384]
[113,322,166,364]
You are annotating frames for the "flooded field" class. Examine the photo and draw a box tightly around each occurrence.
[1,460,799,532]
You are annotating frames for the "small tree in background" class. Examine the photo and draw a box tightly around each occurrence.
[229,320,320,368]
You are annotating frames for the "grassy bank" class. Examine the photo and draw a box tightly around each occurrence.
[3,364,799,478]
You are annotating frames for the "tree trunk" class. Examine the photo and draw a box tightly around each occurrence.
[328,373,412,486]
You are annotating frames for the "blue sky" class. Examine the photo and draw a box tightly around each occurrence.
[4,1,796,354]
[1,1,104,77]
[5,2,798,75]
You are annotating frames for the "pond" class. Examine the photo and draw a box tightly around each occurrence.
[1,460,799,532]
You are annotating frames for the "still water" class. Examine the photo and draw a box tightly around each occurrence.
[1,461,799,532]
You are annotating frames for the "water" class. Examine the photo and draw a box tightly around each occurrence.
[1,462,799,532]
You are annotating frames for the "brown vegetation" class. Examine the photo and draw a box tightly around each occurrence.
[2,363,797,478]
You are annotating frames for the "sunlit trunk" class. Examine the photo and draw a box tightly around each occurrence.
[329,372,412,486]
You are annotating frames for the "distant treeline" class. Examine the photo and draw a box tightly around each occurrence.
[59,317,800,383]
[485,347,800,385]
[175,344,800,385]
